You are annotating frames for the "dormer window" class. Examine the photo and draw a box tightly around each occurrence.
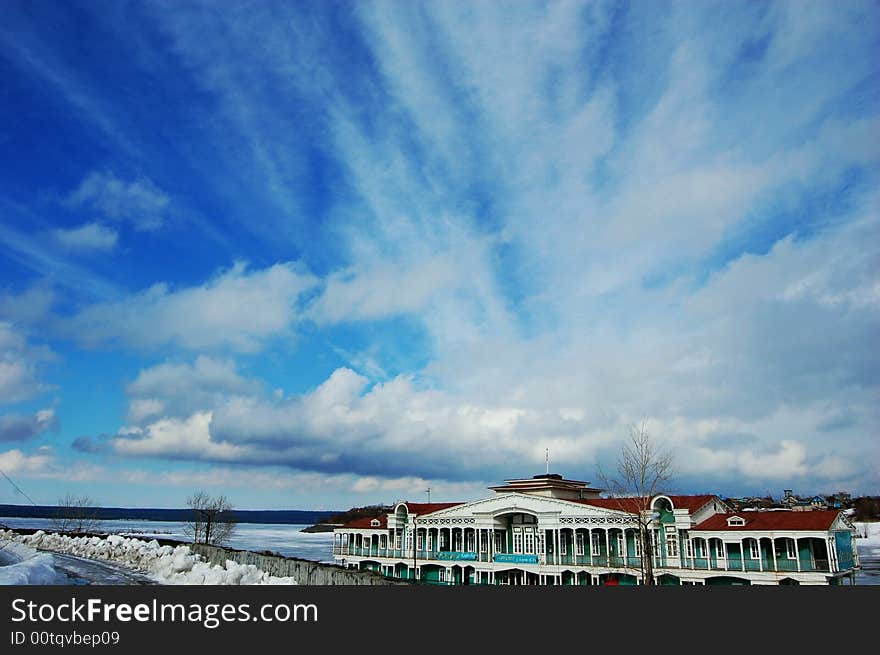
[370,519,380,527]
[727,516,746,527]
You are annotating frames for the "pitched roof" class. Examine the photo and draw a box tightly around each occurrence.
[400,502,463,515]
[341,515,387,529]
[665,495,719,513]
[573,497,646,513]
[694,510,841,532]
[573,494,719,514]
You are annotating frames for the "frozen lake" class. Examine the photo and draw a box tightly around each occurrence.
[0,517,335,563]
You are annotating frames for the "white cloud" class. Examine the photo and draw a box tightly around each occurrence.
[69,261,318,352]
[309,254,462,324]
[0,446,103,483]
[0,285,54,325]
[52,2,880,495]
[125,355,260,421]
[110,411,246,461]
[0,447,53,475]
[66,171,170,231]
[0,322,54,403]
[51,222,118,252]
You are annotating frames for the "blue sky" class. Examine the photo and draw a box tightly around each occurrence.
[0,1,877,510]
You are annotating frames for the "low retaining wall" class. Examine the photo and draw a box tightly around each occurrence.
[190,543,405,585]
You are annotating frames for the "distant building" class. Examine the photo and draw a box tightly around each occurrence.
[333,473,860,586]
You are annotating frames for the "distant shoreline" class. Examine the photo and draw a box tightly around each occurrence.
[0,504,340,526]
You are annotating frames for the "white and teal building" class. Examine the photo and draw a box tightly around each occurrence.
[332,473,860,586]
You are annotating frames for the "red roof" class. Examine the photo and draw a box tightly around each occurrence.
[694,510,841,532]
[341,515,387,529]
[665,495,718,513]
[573,494,720,514]
[573,497,647,513]
[400,502,463,515]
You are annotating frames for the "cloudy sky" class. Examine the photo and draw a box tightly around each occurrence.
[0,1,877,510]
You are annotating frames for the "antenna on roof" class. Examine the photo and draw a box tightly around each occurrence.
[425,488,431,503]
[546,448,550,476]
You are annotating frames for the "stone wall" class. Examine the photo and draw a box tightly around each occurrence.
[190,543,406,585]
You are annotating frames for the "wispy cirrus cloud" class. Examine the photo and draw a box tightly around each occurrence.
[50,222,118,252]
[4,1,878,500]
[66,171,170,231]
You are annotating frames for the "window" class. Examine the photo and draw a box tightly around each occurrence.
[370,519,380,527]
[576,533,585,556]
[439,532,447,549]
[560,532,568,556]
[666,534,678,558]
[785,539,797,559]
[466,532,475,552]
[727,516,746,527]
[694,540,704,558]
[394,533,401,550]
[633,534,642,558]
[537,533,545,555]
[524,529,534,554]
[426,534,432,551]
[616,533,625,556]
[748,539,759,559]
[716,541,725,558]
[417,533,423,550]
[591,532,601,556]
[480,532,487,552]
[685,537,694,558]
[513,528,523,554]
[380,535,387,549]
[495,532,503,552]
[364,537,371,550]
[439,569,445,582]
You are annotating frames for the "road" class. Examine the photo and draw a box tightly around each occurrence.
[48,551,157,585]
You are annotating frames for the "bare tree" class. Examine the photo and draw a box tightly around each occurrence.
[184,491,237,546]
[597,421,674,586]
[51,494,102,534]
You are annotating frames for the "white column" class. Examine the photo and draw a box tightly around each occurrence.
[795,538,802,572]
[605,529,611,566]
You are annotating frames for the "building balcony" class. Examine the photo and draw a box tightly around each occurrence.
[333,547,834,575]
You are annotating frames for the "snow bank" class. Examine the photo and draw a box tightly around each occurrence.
[854,522,880,557]
[0,530,297,585]
[0,540,70,585]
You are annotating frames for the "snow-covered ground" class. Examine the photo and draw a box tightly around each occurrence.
[0,540,72,584]
[0,530,298,585]
[853,521,879,585]
[0,517,334,562]
[853,521,880,556]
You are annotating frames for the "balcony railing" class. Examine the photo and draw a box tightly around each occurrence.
[332,548,834,574]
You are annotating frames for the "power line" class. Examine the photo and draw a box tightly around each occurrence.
[0,467,40,554]
[0,467,39,507]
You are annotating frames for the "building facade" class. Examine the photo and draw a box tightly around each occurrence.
[332,474,860,586]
